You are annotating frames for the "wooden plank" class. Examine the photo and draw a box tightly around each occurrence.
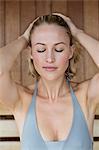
[96,107,99,115]
[0,142,20,150]
[67,0,85,82]
[0,104,12,115]
[84,0,99,39]
[20,0,36,86]
[94,142,99,150]
[0,115,14,120]
[5,1,21,84]
[35,0,51,16]
[95,115,99,120]
[83,0,99,79]
[0,120,19,137]
[67,0,84,28]
[0,1,4,47]
[93,120,99,137]
[0,137,20,142]
[51,0,67,15]
[94,137,99,142]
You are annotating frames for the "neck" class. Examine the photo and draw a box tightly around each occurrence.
[38,76,68,103]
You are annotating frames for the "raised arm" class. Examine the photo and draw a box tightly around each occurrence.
[53,13,99,68]
[53,13,99,107]
[0,22,33,110]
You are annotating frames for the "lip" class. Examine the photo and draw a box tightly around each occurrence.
[43,66,58,71]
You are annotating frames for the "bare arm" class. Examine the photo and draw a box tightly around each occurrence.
[0,37,28,73]
[53,13,99,68]
[71,27,99,68]
[0,22,33,110]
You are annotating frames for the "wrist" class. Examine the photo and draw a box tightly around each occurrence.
[18,35,29,43]
[76,29,84,39]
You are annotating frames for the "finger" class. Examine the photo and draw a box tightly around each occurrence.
[29,16,40,30]
[52,13,70,21]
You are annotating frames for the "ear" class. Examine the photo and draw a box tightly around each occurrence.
[27,46,33,59]
[69,44,75,59]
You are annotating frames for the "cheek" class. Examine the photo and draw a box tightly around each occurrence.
[57,54,70,66]
[32,53,43,67]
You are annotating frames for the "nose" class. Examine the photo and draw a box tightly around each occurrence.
[46,50,55,63]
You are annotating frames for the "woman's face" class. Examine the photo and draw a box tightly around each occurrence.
[31,23,74,81]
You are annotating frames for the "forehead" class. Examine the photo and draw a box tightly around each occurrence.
[31,23,70,44]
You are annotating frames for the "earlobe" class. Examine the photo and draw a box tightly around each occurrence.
[30,55,33,60]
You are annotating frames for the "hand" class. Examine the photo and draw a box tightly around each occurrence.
[53,13,80,37]
[22,16,39,42]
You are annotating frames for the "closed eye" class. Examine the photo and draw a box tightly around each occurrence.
[37,49,64,53]
[55,49,64,52]
[37,49,46,53]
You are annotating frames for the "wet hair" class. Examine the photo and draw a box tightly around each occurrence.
[28,14,81,80]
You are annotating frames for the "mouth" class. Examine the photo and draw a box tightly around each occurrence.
[42,66,58,71]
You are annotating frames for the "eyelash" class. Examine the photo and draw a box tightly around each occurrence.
[55,49,64,52]
[37,49,46,53]
[37,49,64,53]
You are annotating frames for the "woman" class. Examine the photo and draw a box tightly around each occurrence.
[0,13,99,150]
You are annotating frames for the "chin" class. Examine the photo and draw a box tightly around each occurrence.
[41,74,65,81]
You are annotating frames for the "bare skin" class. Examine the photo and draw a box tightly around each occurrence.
[0,15,99,143]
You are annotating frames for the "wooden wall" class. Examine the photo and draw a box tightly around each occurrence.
[0,0,99,150]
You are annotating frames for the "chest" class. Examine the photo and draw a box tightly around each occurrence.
[20,97,93,150]
[35,96,83,141]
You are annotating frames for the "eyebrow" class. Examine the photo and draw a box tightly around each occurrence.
[34,42,67,46]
